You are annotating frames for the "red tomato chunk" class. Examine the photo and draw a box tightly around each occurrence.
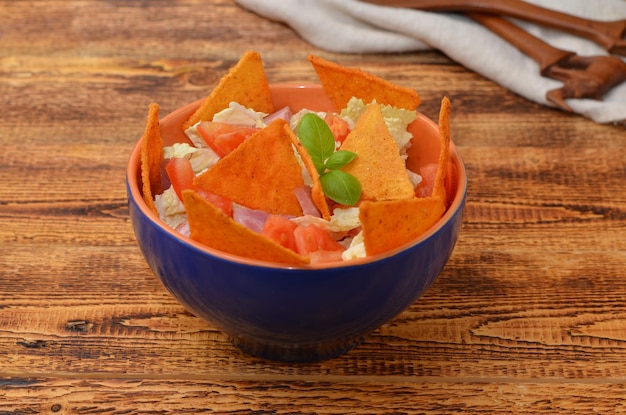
[165,157,195,200]
[261,215,298,252]
[294,224,344,256]
[165,157,233,217]
[324,113,350,144]
[196,121,259,158]
[262,217,346,263]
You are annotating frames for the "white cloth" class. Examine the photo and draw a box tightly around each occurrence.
[236,0,626,124]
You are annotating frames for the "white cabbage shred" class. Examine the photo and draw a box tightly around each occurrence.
[212,102,267,127]
[340,97,416,157]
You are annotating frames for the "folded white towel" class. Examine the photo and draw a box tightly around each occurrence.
[236,0,626,124]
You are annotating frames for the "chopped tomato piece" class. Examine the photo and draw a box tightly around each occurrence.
[196,121,259,158]
[166,157,233,216]
[415,163,437,198]
[324,113,350,143]
[293,224,344,257]
[261,215,298,252]
[165,157,195,200]
[195,187,233,217]
[415,162,456,203]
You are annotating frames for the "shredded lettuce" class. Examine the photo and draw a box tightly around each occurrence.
[342,231,366,261]
[162,143,219,174]
[406,168,423,188]
[189,148,220,173]
[154,186,187,229]
[290,108,327,132]
[185,122,209,149]
[163,143,197,160]
[329,207,360,231]
[212,102,267,127]
[340,97,416,155]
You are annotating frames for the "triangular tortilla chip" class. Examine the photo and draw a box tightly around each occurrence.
[183,50,274,130]
[308,54,420,111]
[284,124,331,220]
[183,190,309,266]
[193,119,305,216]
[433,97,451,203]
[339,104,415,202]
[360,195,446,256]
[140,103,163,213]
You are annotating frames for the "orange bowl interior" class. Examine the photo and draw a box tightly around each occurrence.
[128,84,466,269]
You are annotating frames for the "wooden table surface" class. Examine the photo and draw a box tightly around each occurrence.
[2,1,626,413]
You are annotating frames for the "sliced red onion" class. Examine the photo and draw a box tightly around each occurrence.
[159,158,172,191]
[294,185,321,218]
[232,203,270,233]
[263,106,293,124]
[175,220,190,238]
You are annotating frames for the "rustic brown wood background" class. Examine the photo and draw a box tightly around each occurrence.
[2,0,626,413]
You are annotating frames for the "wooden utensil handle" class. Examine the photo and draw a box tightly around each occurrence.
[361,0,626,54]
[468,12,574,74]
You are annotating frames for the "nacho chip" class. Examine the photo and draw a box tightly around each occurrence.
[433,97,451,203]
[183,190,309,265]
[308,54,420,111]
[284,124,331,220]
[140,103,163,213]
[339,104,415,202]
[193,119,305,216]
[183,50,274,130]
[359,195,446,256]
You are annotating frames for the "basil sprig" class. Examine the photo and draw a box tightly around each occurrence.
[297,113,362,206]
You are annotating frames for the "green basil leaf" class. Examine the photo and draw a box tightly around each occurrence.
[297,113,335,174]
[325,150,357,170]
[320,170,362,206]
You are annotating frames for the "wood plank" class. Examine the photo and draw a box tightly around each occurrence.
[1,378,625,414]
[2,243,626,379]
[2,0,626,411]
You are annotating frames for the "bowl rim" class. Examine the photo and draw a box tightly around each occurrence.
[127,84,467,271]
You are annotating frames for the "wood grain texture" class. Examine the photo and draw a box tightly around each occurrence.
[2,378,626,414]
[2,0,626,412]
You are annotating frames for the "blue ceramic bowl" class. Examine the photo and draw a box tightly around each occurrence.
[127,85,467,362]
